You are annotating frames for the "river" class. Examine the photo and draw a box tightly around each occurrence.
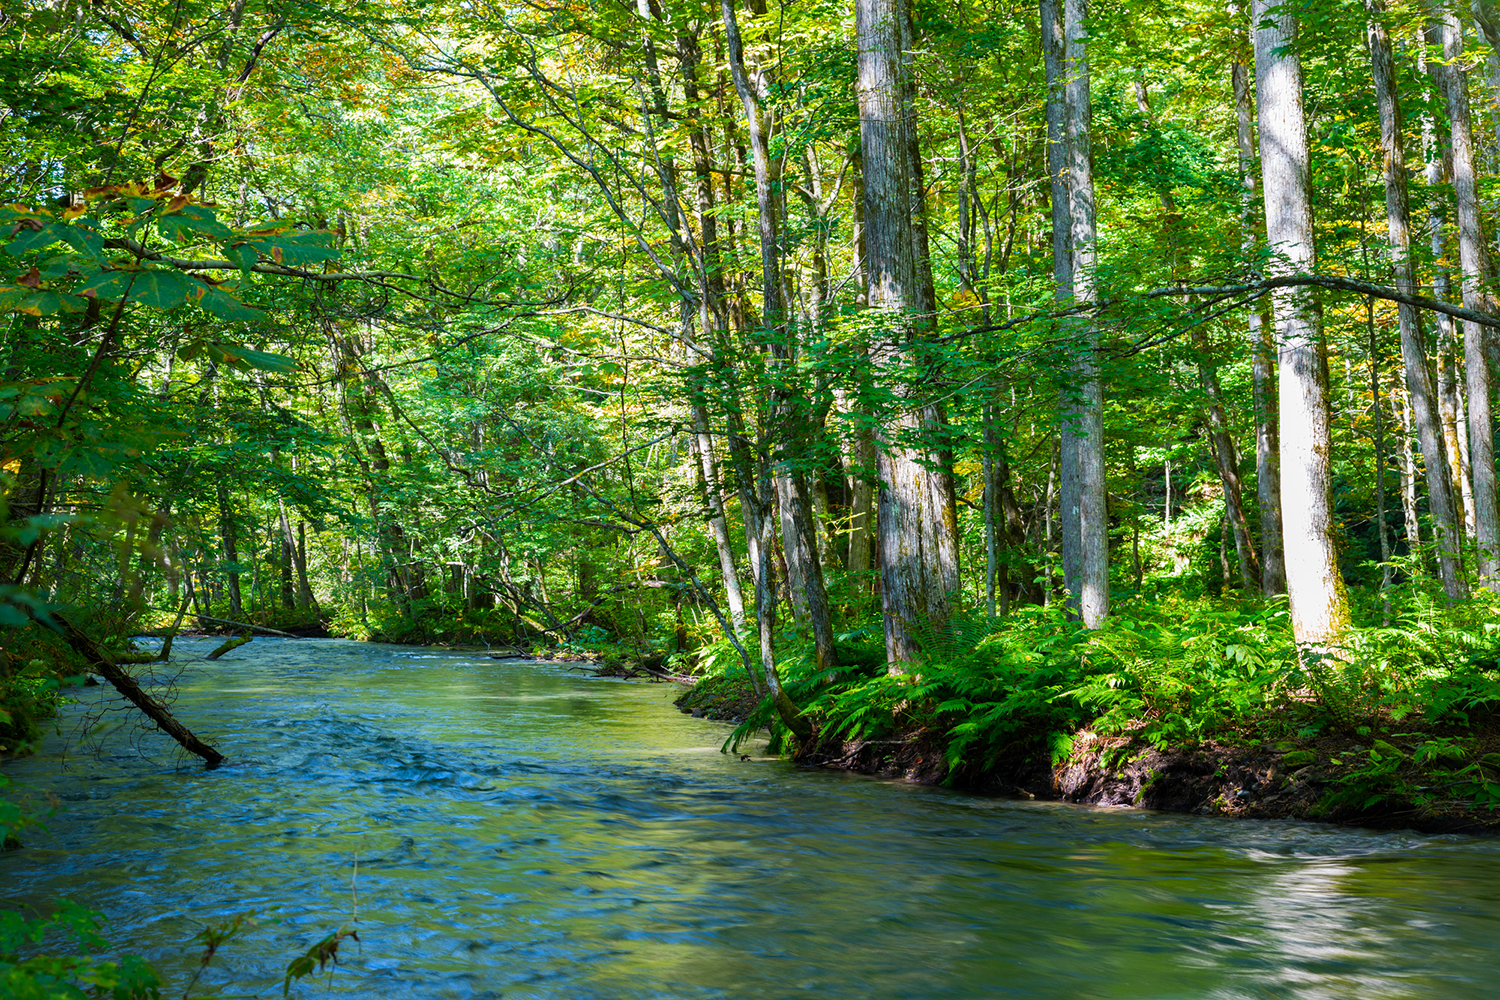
[4,637,1500,999]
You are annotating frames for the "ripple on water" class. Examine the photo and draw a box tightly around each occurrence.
[3,637,1500,1000]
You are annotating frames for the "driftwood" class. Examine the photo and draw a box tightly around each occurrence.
[52,613,225,768]
[145,607,301,638]
[205,635,253,660]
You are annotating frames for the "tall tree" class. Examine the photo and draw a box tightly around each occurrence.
[857,0,961,665]
[1252,0,1352,648]
[1366,0,1464,600]
[1433,6,1500,588]
[1232,37,1286,597]
[1044,0,1107,625]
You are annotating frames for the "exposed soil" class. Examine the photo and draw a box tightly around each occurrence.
[676,677,1500,835]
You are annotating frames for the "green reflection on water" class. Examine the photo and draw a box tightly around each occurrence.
[3,638,1500,1000]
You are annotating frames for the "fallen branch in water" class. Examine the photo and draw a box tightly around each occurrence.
[48,612,225,768]
[144,607,301,639]
[205,635,253,660]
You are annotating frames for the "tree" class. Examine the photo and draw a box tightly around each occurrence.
[1252,0,1351,649]
[1366,0,1464,601]
[856,0,961,665]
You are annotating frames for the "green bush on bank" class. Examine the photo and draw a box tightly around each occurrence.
[720,594,1500,781]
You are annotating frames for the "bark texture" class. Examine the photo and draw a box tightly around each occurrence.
[1367,3,1464,599]
[858,0,961,665]
[1435,9,1500,587]
[1252,0,1351,649]
[1233,50,1286,597]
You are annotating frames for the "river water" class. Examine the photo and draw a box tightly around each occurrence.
[4,638,1500,999]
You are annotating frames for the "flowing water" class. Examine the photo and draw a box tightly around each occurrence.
[5,637,1500,999]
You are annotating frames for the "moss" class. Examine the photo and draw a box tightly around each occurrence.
[675,671,761,722]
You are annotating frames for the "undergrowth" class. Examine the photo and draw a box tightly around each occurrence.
[717,593,1500,800]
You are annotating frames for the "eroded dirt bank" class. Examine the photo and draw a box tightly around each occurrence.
[678,685,1500,835]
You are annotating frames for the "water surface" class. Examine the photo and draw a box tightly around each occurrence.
[5,637,1500,999]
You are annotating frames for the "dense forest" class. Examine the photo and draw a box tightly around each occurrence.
[7,0,1500,811]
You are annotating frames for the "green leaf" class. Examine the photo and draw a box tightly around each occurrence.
[217,344,296,373]
[4,222,65,257]
[75,269,140,301]
[248,231,341,267]
[198,286,263,321]
[15,290,82,316]
[157,204,235,243]
[0,285,32,311]
[56,223,107,262]
[225,242,259,276]
[131,270,200,310]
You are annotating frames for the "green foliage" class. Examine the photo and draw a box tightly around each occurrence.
[753,597,1500,789]
[0,655,64,753]
[0,901,163,1000]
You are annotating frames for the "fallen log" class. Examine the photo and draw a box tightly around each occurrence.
[52,613,225,768]
[205,635,253,660]
[144,607,300,639]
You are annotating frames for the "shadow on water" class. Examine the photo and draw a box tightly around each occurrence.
[5,637,1500,999]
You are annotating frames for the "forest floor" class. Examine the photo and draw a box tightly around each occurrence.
[675,676,1500,835]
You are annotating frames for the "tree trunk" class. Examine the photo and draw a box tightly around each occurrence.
[1395,387,1424,559]
[52,613,224,767]
[217,483,242,617]
[1369,297,1394,623]
[1041,0,1079,610]
[1049,0,1107,626]
[1201,381,1260,591]
[1367,2,1465,599]
[692,408,746,627]
[1253,0,1351,648]
[1233,48,1286,597]
[858,0,961,666]
[1435,8,1500,588]
[1420,39,1474,542]
[722,0,820,730]
[841,390,877,580]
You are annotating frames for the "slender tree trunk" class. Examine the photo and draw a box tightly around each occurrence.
[1063,0,1106,625]
[277,498,295,609]
[1253,0,1351,648]
[1042,0,1081,612]
[692,409,746,627]
[1367,2,1465,599]
[722,0,820,729]
[1435,8,1500,587]
[296,520,313,610]
[1420,39,1475,541]
[1233,48,1286,596]
[1201,384,1260,591]
[53,612,224,767]
[835,389,877,580]
[1395,387,1424,559]
[1370,297,1394,623]
[217,483,242,617]
[1163,457,1172,533]
[983,407,998,618]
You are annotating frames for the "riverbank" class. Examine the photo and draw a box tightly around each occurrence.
[676,675,1500,835]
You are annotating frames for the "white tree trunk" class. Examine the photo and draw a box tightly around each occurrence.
[1232,50,1286,597]
[1252,0,1351,649]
